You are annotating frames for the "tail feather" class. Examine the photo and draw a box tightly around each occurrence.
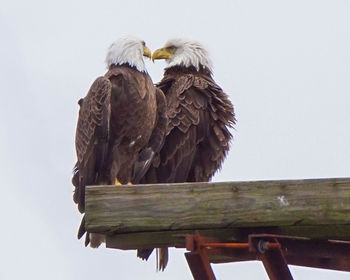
[137,248,154,260]
[77,215,91,247]
[77,215,86,240]
[89,233,105,248]
[137,248,169,271]
[156,248,169,271]
[84,232,90,247]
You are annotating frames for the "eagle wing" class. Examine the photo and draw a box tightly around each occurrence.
[188,77,235,181]
[144,74,235,183]
[72,76,112,213]
[133,88,167,183]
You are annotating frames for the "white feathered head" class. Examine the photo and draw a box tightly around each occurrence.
[105,36,151,72]
[152,38,213,72]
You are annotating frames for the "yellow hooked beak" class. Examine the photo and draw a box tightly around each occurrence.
[143,46,152,59]
[152,48,174,61]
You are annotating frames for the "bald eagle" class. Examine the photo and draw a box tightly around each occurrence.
[72,36,167,247]
[138,38,236,270]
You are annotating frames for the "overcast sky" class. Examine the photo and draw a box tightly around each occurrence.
[1,0,350,279]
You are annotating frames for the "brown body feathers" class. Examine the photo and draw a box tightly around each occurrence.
[73,64,167,244]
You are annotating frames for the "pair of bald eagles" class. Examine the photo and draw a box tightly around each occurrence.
[72,36,236,270]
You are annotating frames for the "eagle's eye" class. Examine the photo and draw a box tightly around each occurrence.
[166,46,177,53]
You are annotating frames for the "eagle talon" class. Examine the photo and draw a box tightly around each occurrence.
[114,179,122,186]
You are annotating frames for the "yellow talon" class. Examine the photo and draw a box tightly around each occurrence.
[114,178,122,186]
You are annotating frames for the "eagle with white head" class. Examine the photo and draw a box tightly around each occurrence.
[139,38,236,270]
[72,36,167,247]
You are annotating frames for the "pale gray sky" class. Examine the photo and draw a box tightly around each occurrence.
[1,0,350,279]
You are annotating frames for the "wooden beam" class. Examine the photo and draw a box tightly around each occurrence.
[106,228,238,250]
[85,177,350,249]
[105,225,350,250]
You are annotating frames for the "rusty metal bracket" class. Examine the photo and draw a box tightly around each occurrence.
[250,234,350,271]
[185,233,216,280]
[249,235,293,280]
[184,233,350,280]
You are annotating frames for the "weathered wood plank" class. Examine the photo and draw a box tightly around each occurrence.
[106,229,239,249]
[85,177,350,247]
[105,225,350,250]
